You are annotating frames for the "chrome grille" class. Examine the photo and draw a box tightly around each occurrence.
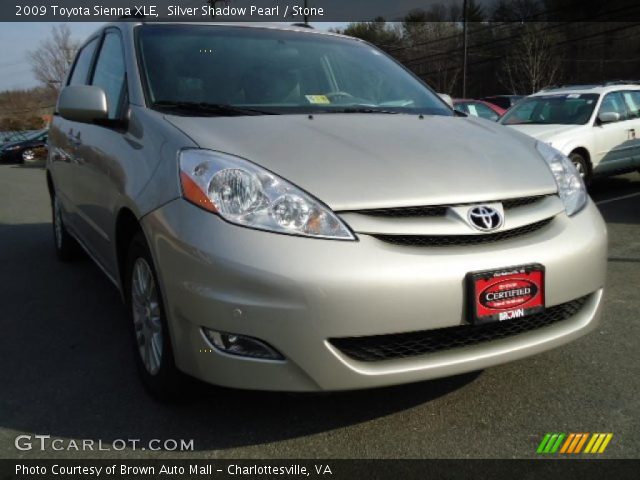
[352,195,550,218]
[371,218,553,247]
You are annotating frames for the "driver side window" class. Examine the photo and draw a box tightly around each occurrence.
[91,31,126,120]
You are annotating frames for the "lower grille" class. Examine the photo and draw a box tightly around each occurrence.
[329,296,589,362]
[372,217,553,247]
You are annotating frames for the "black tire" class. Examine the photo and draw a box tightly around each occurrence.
[569,151,591,185]
[125,232,192,402]
[52,194,81,262]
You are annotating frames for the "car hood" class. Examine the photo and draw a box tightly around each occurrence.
[504,124,580,142]
[1,139,22,149]
[165,114,557,210]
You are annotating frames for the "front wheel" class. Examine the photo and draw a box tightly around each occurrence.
[126,233,191,401]
[22,149,35,163]
[569,152,591,185]
[52,194,81,262]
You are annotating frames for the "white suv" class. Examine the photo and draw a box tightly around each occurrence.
[500,82,640,183]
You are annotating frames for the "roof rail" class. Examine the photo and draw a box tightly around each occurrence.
[539,84,599,91]
[541,80,640,91]
[603,80,640,86]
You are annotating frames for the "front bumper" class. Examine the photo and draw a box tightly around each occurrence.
[142,199,607,391]
[0,150,21,163]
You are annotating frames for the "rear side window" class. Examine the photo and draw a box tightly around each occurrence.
[68,38,99,86]
[599,92,628,121]
[91,31,126,119]
[622,91,640,119]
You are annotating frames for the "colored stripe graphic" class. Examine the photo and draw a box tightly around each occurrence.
[598,434,614,453]
[560,433,575,454]
[574,433,589,453]
[537,434,552,454]
[537,433,565,454]
[550,434,565,453]
[539,433,614,454]
[585,433,613,454]
[568,433,585,453]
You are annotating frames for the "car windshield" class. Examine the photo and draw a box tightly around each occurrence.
[1,131,31,142]
[501,94,599,125]
[25,130,46,140]
[136,25,452,116]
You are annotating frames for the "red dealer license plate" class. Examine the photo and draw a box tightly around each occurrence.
[466,264,545,325]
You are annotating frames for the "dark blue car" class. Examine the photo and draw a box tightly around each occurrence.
[0,129,48,163]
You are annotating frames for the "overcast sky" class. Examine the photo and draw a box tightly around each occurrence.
[0,23,102,91]
[0,22,347,92]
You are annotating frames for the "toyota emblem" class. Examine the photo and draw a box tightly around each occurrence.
[467,206,503,231]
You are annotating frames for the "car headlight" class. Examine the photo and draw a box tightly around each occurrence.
[179,149,356,240]
[536,142,587,216]
[4,145,21,151]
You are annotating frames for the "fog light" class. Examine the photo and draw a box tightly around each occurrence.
[202,328,284,360]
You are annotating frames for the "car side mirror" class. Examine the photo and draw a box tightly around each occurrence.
[57,85,108,124]
[597,111,620,124]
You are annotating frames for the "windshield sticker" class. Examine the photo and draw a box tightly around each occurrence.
[567,94,580,98]
[305,95,331,105]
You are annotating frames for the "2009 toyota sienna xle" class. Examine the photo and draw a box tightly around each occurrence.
[47,22,607,399]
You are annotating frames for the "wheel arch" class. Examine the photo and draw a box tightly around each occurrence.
[46,170,54,200]
[114,207,144,291]
[568,146,593,173]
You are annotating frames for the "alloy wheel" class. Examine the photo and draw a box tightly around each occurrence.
[131,258,163,375]
[22,149,35,162]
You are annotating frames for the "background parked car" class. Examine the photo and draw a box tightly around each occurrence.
[0,129,48,164]
[500,82,640,184]
[453,99,506,121]
[438,92,454,108]
[482,95,524,110]
[0,130,30,148]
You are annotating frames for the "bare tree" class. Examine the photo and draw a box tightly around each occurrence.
[400,13,462,95]
[498,23,563,94]
[28,24,80,94]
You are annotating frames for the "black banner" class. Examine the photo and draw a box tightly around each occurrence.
[3,460,640,480]
[2,0,640,22]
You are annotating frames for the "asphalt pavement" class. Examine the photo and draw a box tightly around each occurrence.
[0,163,638,459]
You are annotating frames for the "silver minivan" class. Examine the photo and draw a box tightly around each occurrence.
[48,23,607,399]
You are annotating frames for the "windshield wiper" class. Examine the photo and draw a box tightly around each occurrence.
[507,121,556,125]
[151,101,278,116]
[325,107,399,114]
